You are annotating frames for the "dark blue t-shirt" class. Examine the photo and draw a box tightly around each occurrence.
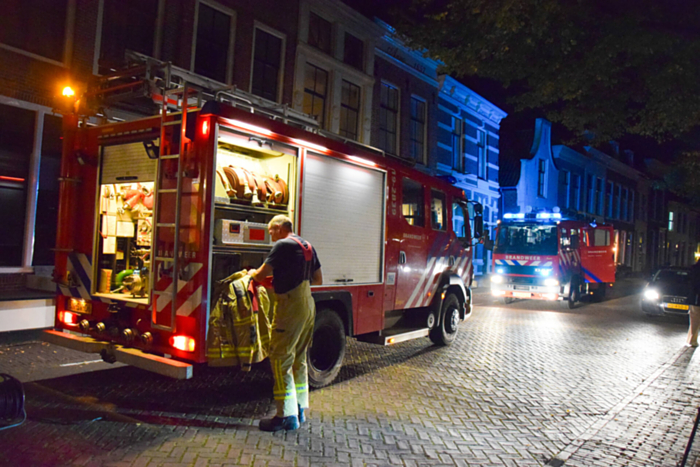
[264,235,321,294]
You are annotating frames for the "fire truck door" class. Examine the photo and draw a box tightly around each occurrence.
[393,178,430,310]
[580,226,615,283]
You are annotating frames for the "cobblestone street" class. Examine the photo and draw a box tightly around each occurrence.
[1,286,699,466]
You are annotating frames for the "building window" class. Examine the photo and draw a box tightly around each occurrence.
[451,116,462,171]
[562,171,570,208]
[35,114,62,266]
[0,104,35,266]
[669,211,674,232]
[607,181,614,218]
[378,82,399,155]
[570,174,580,211]
[339,80,360,140]
[537,159,546,197]
[100,0,158,70]
[402,178,424,227]
[1,0,68,62]
[622,188,629,221]
[308,12,332,54]
[251,28,283,102]
[409,96,426,164]
[587,175,594,213]
[303,62,328,127]
[343,33,364,71]
[194,3,232,83]
[595,178,603,215]
[477,129,487,179]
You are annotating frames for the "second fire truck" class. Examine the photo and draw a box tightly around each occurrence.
[490,210,616,308]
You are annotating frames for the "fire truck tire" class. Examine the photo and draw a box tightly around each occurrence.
[429,293,460,346]
[308,309,346,388]
[502,297,516,305]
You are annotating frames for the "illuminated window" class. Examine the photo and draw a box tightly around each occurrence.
[669,211,674,231]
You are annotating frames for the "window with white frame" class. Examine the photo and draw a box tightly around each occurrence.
[1,0,68,63]
[101,0,159,70]
[251,27,283,102]
[477,128,487,179]
[409,96,426,164]
[308,11,332,54]
[194,3,232,83]
[669,211,674,231]
[303,62,328,127]
[339,80,360,140]
[378,82,399,155]
[451,116,462,171]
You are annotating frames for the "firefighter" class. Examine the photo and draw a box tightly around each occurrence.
[248,214,323,431]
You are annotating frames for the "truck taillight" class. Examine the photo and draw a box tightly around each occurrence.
[201,120,209,136]
[59,311,79,326]
[170,335,196,352]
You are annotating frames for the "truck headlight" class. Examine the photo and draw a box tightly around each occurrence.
[644,289,660,301]
[491,275,504,284]
[544,278,559,287]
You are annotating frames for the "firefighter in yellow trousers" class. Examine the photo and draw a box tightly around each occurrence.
[249,215,322,431]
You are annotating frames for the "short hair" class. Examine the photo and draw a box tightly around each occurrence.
[269,214,293,232]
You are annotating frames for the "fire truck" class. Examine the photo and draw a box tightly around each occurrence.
[489,210,615,308]
[44,58,483,386]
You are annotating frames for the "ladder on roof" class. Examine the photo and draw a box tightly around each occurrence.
[150,81,204,332]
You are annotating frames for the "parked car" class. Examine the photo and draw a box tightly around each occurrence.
[641,267,691,316]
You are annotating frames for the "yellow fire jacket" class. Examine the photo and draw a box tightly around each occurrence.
[207,270,273,370]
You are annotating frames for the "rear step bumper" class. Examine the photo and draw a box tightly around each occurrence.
[43,329,193,380]
[357,327,429,345]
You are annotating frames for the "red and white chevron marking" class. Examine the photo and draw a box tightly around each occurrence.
[404,253,473,309]
[155,262,204,317]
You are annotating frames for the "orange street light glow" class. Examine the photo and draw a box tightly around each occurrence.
[62,86,76,98]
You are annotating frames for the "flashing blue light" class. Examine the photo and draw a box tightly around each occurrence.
[503,213,525,219]
[496,268,505,274]
[536,212,562,220]
[535,268,553,277]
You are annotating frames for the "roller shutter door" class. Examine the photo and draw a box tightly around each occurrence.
[299,153,384,284]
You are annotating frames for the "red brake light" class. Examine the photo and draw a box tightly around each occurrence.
[201,120,209,136]
[60,311,79,326]
[171,335,196,352]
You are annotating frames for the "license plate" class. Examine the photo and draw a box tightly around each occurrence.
[666,303,689,310]
[514,292,531,298]
[66,297,92,314]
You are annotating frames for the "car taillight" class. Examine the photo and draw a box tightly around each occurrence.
[170,335,195,352]
[60,311,79,326]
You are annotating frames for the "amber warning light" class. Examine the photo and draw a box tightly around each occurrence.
[62,86,76,98]
[171,335,196,352]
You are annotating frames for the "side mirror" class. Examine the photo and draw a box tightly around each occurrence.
[473,215,483,239]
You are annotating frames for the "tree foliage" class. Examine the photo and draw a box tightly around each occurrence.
[392,0,700,143]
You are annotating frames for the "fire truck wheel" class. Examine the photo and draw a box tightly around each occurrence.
[502,297,516,305]
[308,309,346,388]
[429,293,460,346]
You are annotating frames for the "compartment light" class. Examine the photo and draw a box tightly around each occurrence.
[171,335,196,352]
[292,138,329,153]
[0,176,25,182]
[347,155,377,167]
[227,119,273,136]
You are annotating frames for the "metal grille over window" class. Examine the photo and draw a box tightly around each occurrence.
[410,97,426,164]
[194,4,231,83]
[303,63,328,127]
[252,29,282,102]
[378,83,399,155]
[339,81,360,140]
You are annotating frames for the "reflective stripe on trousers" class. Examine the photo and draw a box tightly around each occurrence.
[270,281,315,417]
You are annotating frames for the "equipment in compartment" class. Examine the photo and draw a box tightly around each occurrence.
[219,166,288,207]
[215,220,271,246]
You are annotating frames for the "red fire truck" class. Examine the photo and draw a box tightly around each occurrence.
[44,63,483,386]
[490,211,615,308]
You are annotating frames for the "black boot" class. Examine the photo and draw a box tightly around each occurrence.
[259,415,300,432]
